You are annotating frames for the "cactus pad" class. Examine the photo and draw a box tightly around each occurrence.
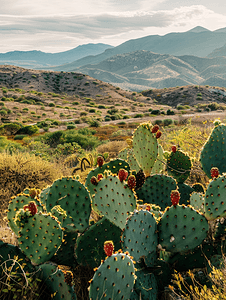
[158,205,209,253]
[89,252,135,300]
[133,122,158,176]
[200,122,226,178]
[136,174,177,210]
[76,217,122,268]
[46,177,91,232]
[38,262,77,300]
[18,212,63,264]
[167,149,192,183]
[122,210,158,262]
[93,175,137,229]
[7,194,43,235]
[204,175,226,220]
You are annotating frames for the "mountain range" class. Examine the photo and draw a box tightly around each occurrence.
[1,26,226,91]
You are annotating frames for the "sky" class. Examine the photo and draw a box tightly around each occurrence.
[1,0,226,53]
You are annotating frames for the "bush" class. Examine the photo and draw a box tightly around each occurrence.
[163,119,173,126]
[17,125,39,135]
[167,109,175,115]
[49,103,55,107]
[89,108,96,113]
[208,102,219,111]
[151,110,160,115]
[14,134,28,140]
[154,119,163,125]
[134,113,144,118]
[67,125,76,130]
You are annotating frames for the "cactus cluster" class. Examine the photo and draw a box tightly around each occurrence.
[2,121,226,299]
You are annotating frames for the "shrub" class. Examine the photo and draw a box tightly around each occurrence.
[89,108,96,113]
[154,119,163,125]
[14,134,28,140]
[16,125,39,135]
[67,124,76,130]
[134,113,144,118]
[167,109,175,115]
[0,152,62,220]
[163,118,173,126]
[49,103,55,107]
[89,119,100,127]
[208,102,219,111]
[151,110,160,115]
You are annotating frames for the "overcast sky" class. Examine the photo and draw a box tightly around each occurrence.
[1,0,226,53]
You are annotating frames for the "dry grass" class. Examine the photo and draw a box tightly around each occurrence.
[96,140,127,160]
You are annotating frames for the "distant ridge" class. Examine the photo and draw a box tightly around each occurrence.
[187,26,210,33]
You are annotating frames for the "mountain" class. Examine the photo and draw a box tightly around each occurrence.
[207,44,226,58]
[50,27,226,72]
[0,43,113,69]
[65,50,226,91]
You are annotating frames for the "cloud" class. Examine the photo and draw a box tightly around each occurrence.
[0,5,225,52]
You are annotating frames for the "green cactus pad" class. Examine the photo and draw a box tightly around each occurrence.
[86,158,130,199]
[136,175,177,210]
[204,175,226,220]
[76,217,122,268]
[192,183,205,194]
[46,177,91,232]
[178,182,194,205]
[51,230,78,267]
[133,122,158,176]
[131,269,158,300]
[93,175,137,229]
[190,192,205,212]
[40,185,50,206]
[167,149,192,183]
[118,148,128,161]
[122,210,158,262]
[89,252,135,300]
[158,205,209,253]
[38,262,77,300]
[0,242,34,277]
[18,212,63,264]
[7,194,43,235]
[200,122,226,178]
[151,144,165,174]
[127,148,140,172]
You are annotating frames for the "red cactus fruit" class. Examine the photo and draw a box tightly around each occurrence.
[104,240,114,257]
[127,175,136,190]
[152,125,159,133]
[118,169,128,182]
[172,145,177,153]
[156,131,162,139]
[171,190,180,206]
[23,201,37,216]
[211,167,219,178]
[146,204,151,211]
[97,174,103,181]
[97,156,104,167]
[91,176,98,186]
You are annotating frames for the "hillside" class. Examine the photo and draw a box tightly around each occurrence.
[63,50,226,91]
[0,65,226,128]
[207,43,226,58]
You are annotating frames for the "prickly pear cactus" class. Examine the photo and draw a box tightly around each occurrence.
[207,254,225,274]
[136,174,177,210]
[204,174,226,220]
[127,148,140,172]
[158,205,209,253]
[190,192,205,213]
[122,210,158,262]
[38,262,77,300]
[200,121,226,178]
[7,194,43,235]
[89,251,135,300]
[46,177,91,232]
[93,174,137,229]
[133,122,158,176]
[118,148,128,161]
[76,217,122,268]
[167,149,192,183]
[17,212,63,264]
[86,158,130,198]
[151,144,165,174]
